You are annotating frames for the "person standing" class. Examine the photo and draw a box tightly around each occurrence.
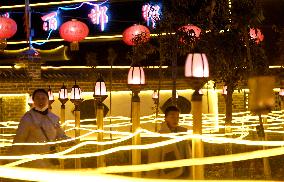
[10,89,72,168]
[147,105,192,179]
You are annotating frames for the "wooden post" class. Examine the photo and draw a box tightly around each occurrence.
[191,90,204,180]
[60,104,66,169]
[96,103,105,167]
[74,105,81,169]
[131,92,141,177]
[261,116,271,179]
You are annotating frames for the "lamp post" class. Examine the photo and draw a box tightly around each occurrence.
[58,83,68,169]
[185,53,209,180]
[128,65,145,177]
[48,86,55,110]
[70,81,83,169]
[58,83,69,129]
[152,90,159,132]
[94,75,108,168]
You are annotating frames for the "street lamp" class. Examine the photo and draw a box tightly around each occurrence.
[152,90,159,132]
[48,86,55,110]
[58,83,69,128]
[58,83,68,169]
[70,81,83,169]
[94,75,108,168]
[128,65,145,177]
[185,53,209,180]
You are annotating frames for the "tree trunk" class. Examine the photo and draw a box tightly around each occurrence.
[225,85,234,179]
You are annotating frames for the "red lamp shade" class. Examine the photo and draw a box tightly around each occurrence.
[127,66,145,85]
[122,24,150,46]
[59,19,89,50]
[185,53,209,78]
[250,28,264,44]
[0,17,17,39]
[178,24,201,44]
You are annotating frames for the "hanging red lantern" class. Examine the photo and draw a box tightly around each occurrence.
[178,24,201,44]
[0,17,17,51]
[59,19,89,51]
[0,17,17,39]
[250,28,264,44]
[122,24,150,46]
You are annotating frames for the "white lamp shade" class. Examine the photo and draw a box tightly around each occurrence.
[127,66,145,85]
[59,87,68,99]
[48,89,54,101]
[185,53,209,78]
[176,92,179,98]
[94,81,107,96]
[28,95,34,104]
[71,86,82,100]
[152,90,158,99]
[279,88,284,96]
[222,86,227,95]
[198,89,203,95]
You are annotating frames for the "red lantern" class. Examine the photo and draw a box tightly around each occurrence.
[122,24,150,46]
[59,19,89,51]
[250,28,264,44]
[178,24,201,44]
[0,17,17,39]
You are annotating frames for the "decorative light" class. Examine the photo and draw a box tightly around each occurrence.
[250,28,264,44]
[0,17,17,39]
[178,24,201,44]
[94,76,107,96]
[41,12,58,31]
[279,88,284,97]
[142,4,160,28]
[28,94,34,108]
[59,83,68,100]
[222,86,227,95]
[185,53,209,78]
[70,81,82,100]
[88,4,108,31]
[122,24,150,46]
[152,90,158,99]
[127,66,145,85]
[0,17,17,51]
[48,86,55,101]
[59,19,89,51]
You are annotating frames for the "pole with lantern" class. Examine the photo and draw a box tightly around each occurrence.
[58,83,69,130]
[127,65,145,177]
[185,53,209,180]
[58,83,69,169]
[70,81,83,169]
[47,86,55,110]
[93,75,108,168]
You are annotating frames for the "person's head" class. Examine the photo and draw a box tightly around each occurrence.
[32,89,49,109]
[164,106,180,129]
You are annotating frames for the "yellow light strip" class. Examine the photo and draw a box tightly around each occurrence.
[0,167,265,182]
[41,66,169,69]
[93,146,284,174]
[0,0,98,9]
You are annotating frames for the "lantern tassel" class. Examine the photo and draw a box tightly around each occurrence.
[70,42,79,51]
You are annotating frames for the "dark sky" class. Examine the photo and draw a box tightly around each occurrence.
[0,0,283,66]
